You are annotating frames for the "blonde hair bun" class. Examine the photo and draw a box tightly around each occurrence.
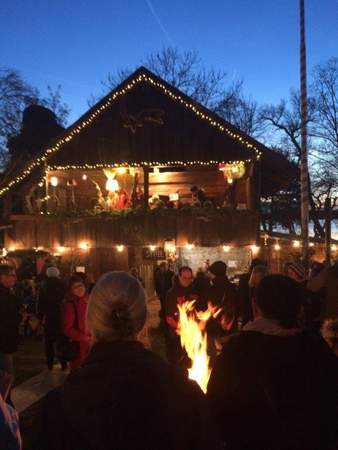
[87,271,147,342]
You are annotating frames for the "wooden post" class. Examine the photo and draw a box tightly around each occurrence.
[325,197,331,263]
[44,162,49,212]
[143,166,149,209]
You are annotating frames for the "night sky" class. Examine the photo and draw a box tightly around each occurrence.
[1,0,337,124]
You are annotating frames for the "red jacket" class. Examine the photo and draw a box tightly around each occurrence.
[62,294,90,369]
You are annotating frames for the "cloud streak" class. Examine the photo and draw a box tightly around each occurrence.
[145,0,174,45]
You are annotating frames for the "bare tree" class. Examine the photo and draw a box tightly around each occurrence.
[259,90,326,237]
[0,68,39,168]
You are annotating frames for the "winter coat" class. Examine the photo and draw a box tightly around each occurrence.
[207,328,338,450]
[38,278,66,338]
[0,285,21,354]
[62,294,90,369]
[40,340,221,450]
[307,266,338,320]
[165,276,198,324]
[154,269,174,298]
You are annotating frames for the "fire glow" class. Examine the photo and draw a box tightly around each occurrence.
[178,301,212,393]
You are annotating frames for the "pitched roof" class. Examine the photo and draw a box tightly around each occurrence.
[0,66,268,197]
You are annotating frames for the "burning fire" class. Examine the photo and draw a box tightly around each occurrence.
[178,301,212,393]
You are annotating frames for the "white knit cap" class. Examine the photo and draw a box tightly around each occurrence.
[46,266,60,278]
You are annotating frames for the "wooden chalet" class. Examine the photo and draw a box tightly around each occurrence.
[0,67,291,282]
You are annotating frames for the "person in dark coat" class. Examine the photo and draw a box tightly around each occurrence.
[38,267,66,370]
[0,265,21,406]
[207,274,338,450]
[237,258,266,326]
[39,271,220,450]
[154,262,174,320]
[165,266,197,366]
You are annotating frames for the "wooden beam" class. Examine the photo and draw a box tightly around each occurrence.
[143,166,150,209]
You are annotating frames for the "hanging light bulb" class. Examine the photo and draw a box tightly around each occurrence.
[185,243,195,250]
[149,245,156,251]
[222,245,231,252]
[106,178,119,192]
[293,240,301,248]
[274,243,281,251]
[250,244,260,255]
[82,174,87,181]
[116,244,124,252]
[50,176,58,187]
[79,241,90,250]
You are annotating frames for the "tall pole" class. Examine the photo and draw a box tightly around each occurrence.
[299,0,309,262]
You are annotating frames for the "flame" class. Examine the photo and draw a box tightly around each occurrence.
[178,300,212,393]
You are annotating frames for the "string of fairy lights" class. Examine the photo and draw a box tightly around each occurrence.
[0,72,262,197]
[1,239,337,260]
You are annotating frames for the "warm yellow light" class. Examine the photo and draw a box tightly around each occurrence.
[309,242,315,247]
[185,243,195,250]
[293,240,301,248]
[106,178,119,192]
[56,246,66,254]
[79,241,89,250]
[153,166,160,175]
[274,244,281,251]
[116,167,127,175]
[149,245,156,251]
[8,245,16,252]
[1,248,8,257]
[250,244,260,254]
[228,177,233,184]
[116,244,124,252]
[331,244,337,251]
[50,176,58,187]
[82,174,87,181]
[222,245,231,252]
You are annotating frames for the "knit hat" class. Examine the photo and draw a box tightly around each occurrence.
[209,261,227,277]
[288,262,306,280]
[46,266,60,278]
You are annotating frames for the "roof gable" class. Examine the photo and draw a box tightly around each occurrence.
[0,66,264,196]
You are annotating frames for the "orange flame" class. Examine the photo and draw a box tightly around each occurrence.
[178,300,212,393]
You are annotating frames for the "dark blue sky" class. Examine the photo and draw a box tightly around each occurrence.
[1,0,337,124]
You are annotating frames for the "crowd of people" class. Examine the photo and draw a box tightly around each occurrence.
[0,257,337,450]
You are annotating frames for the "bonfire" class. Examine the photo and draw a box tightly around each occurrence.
[177,300,213,393]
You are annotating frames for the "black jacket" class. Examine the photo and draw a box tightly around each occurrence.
[165,276,197,320]
[207,330,338,450]
[0,284,21,353]
[154,269,174,298]
[40,340,220,450]
[38,278,66,338]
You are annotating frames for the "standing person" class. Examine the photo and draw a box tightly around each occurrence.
[62,276,90,370]
[307,261,338,322]
[0,265,21,404]
[237,259,266,326]
[154,262,174,321]
[165,266,197,366]
[38,267,66,370]
[40,271,220,450]
[207,261,237,330]
[207,275,338,450]
[248,265,268,304]
[0,371,21,450]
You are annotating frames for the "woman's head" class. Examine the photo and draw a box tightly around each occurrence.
[68,275,86,299]
[87,271,147,343]
[255,274,302,328]
[248,265,268,288]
